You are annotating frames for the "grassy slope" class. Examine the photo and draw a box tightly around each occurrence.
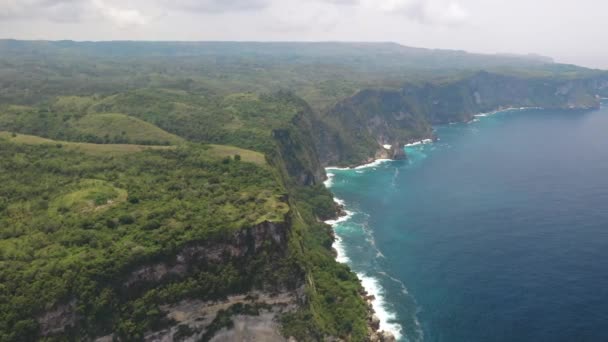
[0,131,266,167]
[206,144,267,166]
[72,113,184,145]
[0,131,174,156]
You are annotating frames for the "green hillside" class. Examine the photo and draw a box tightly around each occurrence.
[1,40,607,342]
[0,139,296,341]
[72,113,184,145]
[0,131,175,156]
[0,86,367,341]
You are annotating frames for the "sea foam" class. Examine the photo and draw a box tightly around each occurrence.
[323,172,335,187]
[323,194,404,340]
[474,106,543,118]
[358,273,404,340]
[354,159,392,170]
[404,139,433,147]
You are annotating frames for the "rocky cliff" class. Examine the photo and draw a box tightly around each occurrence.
[36,218,305,341]
[270,94,327,186]
[316,71,608,166]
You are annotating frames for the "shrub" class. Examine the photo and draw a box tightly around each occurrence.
[119,215,135,225]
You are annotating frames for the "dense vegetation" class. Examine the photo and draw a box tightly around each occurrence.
[1,40,607,341]
[0,68,368,341]
[0,139,295,340]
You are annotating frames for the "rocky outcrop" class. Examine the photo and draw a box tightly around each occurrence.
[363,294,396,342]
[270,94,327,186]
[125,220,290,289]
[139,290,301,342]
[37,299,78,337]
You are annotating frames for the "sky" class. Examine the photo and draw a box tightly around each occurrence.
[0,0,606,69]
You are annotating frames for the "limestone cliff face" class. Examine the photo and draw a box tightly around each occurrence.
[314,88,431,167]
[271,103,326,186]
[124,220,291,291]
[316,72,608,167]
[37,219,301,340]
[422,71,603,123]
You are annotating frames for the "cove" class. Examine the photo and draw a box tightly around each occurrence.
[325,102,608,342]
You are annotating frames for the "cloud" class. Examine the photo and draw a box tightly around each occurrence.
[0,0,86,21]
[92,0,149,26]
[167,0,271,13]
[0,0,151,26]
[318,0,359,5]
[263,0,346,33]
[342,0,470,25]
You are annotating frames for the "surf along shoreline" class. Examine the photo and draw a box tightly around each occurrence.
[322,106,549,341]
[323,138,434,341]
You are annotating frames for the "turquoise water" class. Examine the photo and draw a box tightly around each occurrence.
[325,103,608,342]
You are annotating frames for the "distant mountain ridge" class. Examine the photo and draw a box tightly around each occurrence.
[0,39,555,69]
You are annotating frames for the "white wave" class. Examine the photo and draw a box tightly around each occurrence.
[324,209,354,226]
[325,158,393,172]
[404,139,433,147]
[323,184,406,340]
[383,144,392,150]
[354,159,393,170]
[474,106,543,118]
[333,197,346,207]
[324,173,335,187]
[332,234,350,263]
[325,166,351,171]
[358,273,403,340]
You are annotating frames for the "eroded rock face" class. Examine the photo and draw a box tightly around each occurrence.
[36,218,295,341]
[37,299,78,337]
[125,220,289,289]
[209,313,288,342]
[143,290,300,342]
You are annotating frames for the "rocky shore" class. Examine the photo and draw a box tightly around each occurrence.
[327,199,397,342]
[364,293,397,342]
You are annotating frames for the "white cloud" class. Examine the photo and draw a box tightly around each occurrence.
[262,0,348,33]
[92,0,148,26]
[0,0,85,21]
[0,0,150,26]
[166,0,271,12]
[0,0,469,27]
[361,0,469,25]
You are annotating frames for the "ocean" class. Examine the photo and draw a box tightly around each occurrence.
[325,102,608,342]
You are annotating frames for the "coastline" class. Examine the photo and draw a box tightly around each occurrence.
[321,109,533,340]
[472,106,543,119]
[322,138,436,341]
[322,190,400,342]
[330,113,477,336]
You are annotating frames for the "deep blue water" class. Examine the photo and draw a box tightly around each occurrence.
[325,103,608,342]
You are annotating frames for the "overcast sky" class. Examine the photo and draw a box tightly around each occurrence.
[0,0,606,69]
